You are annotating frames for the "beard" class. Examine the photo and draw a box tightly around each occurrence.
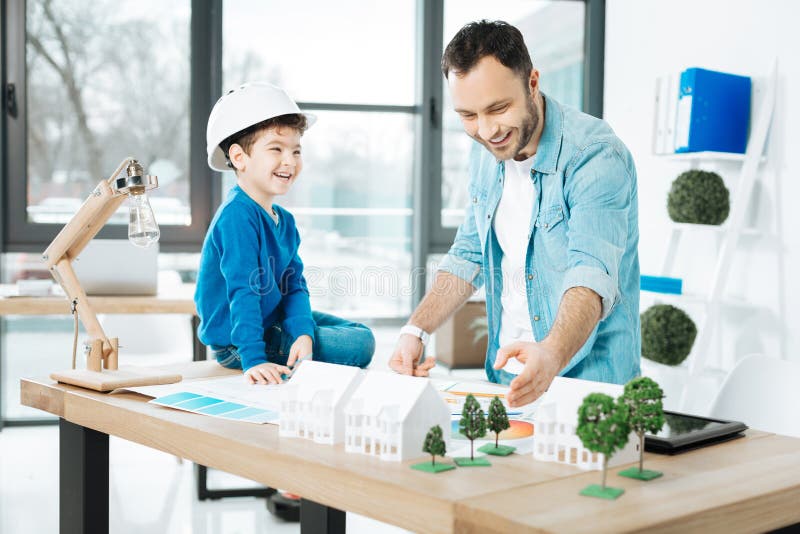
[513,94,539,160]
[475,91,540,161]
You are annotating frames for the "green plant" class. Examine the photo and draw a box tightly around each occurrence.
[576,393,631,490]
[422,425,446,466]
[469,316,489,344]
[667,169,730,225]
[640,304,697,366]
[487,396,510,448]
[620,377,665,475]
[459,393,487,461]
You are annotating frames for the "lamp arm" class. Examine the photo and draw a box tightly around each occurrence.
[42,157,136,367]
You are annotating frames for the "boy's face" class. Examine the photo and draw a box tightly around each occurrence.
[230,126,303,200]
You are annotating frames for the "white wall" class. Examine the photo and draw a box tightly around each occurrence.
[604,0,800,412]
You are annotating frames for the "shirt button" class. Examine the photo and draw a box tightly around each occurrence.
[534,315,540,321]
[472,196,478,203]
[543,223,549,229]
[527,274,534,280]
[487,214,491,219]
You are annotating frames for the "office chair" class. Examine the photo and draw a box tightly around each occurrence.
[709,353,800,438]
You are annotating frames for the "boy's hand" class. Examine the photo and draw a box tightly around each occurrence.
[245,362,292,385]
[286,335,313,368]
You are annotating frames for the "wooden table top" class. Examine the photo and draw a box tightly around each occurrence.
[20,361,800,533]
[0,283,196,315]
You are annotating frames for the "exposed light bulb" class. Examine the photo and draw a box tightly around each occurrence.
[128,191,160,247]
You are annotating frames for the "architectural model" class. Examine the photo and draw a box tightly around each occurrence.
[533,376,638,470]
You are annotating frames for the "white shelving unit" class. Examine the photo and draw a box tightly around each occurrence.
[649,63,778,411]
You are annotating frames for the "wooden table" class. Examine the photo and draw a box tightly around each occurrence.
[0,283,196,315]
[20,361,800,534]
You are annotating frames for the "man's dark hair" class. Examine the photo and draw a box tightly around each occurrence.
[441,20,533,83]
[220,113,308,169]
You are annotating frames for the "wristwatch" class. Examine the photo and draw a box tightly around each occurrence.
[400,324,430,346]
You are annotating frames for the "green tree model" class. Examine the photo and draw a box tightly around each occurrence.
[422,425,446,466]
[576,393,631,499]
[487,395,510,448]
[478,395,516,456]
[411,424,455,473]
[619,377,665,480]
[460,393,487,461]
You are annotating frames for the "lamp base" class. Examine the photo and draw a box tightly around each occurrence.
[51,366,181,392]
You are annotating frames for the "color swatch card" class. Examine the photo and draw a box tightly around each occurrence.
[127,374,285,424]
[150,391,278,424]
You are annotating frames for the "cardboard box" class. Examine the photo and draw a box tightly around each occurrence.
[434,300,487,369]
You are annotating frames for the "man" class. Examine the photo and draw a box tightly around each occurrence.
[389,20,640,407]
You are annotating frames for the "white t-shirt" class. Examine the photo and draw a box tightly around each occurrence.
[493,155,536,375]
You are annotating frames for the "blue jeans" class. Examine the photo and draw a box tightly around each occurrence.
[211,311,375,371]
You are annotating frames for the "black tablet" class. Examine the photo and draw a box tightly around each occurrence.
[645,410,748,454]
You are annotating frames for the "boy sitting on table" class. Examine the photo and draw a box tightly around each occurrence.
[195,82,375,384]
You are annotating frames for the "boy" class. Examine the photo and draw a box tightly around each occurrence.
[196,82,375,385]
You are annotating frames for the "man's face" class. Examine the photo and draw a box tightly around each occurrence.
[448,55,539,161]
[232,126,303,199]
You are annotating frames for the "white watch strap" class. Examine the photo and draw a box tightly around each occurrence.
[400,324,430,346]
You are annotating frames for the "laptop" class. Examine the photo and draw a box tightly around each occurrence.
[72,239,159,296]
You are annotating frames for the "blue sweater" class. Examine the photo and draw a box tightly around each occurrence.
[195,186,315,370]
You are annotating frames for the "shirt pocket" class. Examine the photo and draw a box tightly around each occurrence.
[534,205,568,272]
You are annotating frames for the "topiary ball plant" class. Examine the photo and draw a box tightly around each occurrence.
[640,304,697,366]
[667,169,730,225]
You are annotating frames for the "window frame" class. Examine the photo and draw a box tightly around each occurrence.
[1,0,220,253]
[425,0,605,259]
[0,0,604,286]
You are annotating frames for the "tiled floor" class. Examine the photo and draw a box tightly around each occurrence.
[1,325,484,533]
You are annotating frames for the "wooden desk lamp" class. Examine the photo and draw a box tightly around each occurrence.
[42,157,181,391]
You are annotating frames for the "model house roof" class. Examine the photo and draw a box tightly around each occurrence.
[345,371,443,422]
[285,361,363,404]
[535,376,624,425]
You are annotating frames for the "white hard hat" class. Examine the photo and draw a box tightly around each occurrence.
[206,82,316,171]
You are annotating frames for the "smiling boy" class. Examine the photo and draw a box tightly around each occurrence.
[196,82,375,385]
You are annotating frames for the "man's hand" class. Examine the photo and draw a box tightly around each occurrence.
[389,334,436,377]
[244,362,293,385]
[493,341,565,407]
[286,335,313,368]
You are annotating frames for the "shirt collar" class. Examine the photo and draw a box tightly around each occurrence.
[531,93,562,175]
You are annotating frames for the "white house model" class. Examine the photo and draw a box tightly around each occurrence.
[278,361,363,445]
[343,371,451,462]
[533,376,638,470]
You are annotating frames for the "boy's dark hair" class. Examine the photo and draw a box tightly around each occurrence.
[219,113,308,169]
[441,20,533,85]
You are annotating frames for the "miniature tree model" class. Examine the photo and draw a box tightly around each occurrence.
[454,394,491,466]
[619,377,665,481]
[576,393,631,500]
[411,425,455,473]
[478,396,516,456]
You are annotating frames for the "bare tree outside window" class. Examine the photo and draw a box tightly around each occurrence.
[26,0,191,225]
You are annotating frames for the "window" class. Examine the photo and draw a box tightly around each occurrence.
[222,0,417,318]
[3,0,210,250]
[439,1,586,229]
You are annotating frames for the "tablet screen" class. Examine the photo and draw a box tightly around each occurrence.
[650,412,728,438]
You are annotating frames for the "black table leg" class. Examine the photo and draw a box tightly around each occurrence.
[301,499,346,534]
[60,418,109,534]
[192,315,204,362]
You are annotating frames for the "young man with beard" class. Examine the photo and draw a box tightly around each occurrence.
[390,20,640,407]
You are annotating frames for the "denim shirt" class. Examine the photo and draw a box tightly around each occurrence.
[439,94,641,386]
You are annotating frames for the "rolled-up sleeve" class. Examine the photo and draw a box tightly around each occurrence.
[562,142,633,320]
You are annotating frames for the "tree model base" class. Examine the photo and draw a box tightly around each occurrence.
[454,457,491,467]
[618,467,663,480]
[478,443,516,456]
[580,484,624,500]
[410,461,456,473]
